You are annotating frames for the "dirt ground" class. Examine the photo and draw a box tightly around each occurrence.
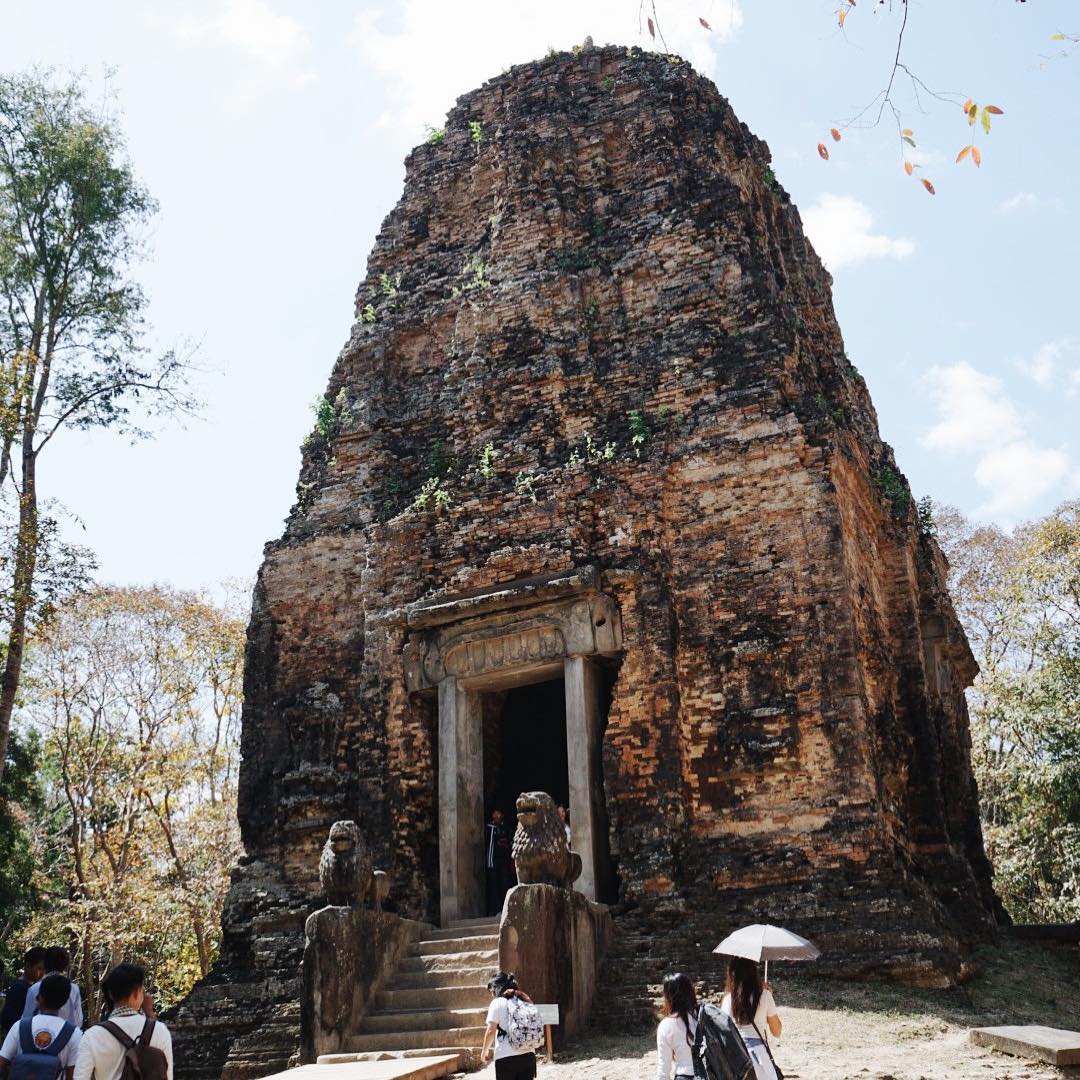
[476,940,1080,1080]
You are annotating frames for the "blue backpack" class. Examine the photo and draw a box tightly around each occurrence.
[9,1019,76,1080]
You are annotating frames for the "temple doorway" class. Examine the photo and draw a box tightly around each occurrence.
[483,678,570,823]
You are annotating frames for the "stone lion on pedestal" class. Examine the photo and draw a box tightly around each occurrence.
[318,820,391,909]
[512,791,582,888]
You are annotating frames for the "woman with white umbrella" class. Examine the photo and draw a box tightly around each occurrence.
[713,923,819,1080]
[719,956,782,1080]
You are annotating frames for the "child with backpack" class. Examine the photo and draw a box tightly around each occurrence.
[0,974,82,1080]
[20,952,81,1029]
[71,964,171,1080]
[480,972,543,1079]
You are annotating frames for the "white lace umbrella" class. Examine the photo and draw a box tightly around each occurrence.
[713,924,821,982]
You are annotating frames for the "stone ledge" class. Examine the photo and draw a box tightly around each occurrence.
[970,1025,1080,1066]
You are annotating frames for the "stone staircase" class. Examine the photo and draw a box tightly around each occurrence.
[319,917,499,1071]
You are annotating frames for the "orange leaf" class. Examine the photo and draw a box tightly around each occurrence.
[972,145,982,167]
[985,105,1004,115]
[904,161,914,176]
[817,143,830,160]
[956,145,972,163]
[699,16,711,29]
[962,98,974,113]
[838,7,848,27]
[921,178,936,195]
[831,128,842,141]
[647,16,656,38]
[901,128,913,136]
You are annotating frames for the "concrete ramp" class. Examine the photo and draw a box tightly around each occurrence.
[970,1025,1080,1066]
[261,1056,462,1080]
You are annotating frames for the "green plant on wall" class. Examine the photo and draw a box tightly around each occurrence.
[451,255,492,298]
[515,470,538,503]
[469,119,483,147]
[628,409,649,458]
[478,441,497,479]
[425,125,445,145]
[871,464,910,515]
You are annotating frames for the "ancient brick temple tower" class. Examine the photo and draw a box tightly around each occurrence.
[171,45,1000,1079]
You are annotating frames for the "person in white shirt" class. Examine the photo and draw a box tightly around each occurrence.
[719,958,782,1080]
[0,974,82,1080]
[480,972,536,1080]
[72,964,172,1080]
[21,951,82,1030]
[656,972,699,1080]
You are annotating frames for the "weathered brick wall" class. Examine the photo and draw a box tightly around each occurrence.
[171,45,999,1077]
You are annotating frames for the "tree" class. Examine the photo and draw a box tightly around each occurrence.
[936,500,1080,922]
[0,725,47,974]
[13,584,244,1013]
[0,70,197,782]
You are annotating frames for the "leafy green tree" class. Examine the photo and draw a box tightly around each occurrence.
[15,584,245,1014]
[0,726,46,973]
[937,500,1080,922]
[0,70,197,782]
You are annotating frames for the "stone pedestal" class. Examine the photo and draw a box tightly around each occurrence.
[300,906,426,1063]
[498,884,611,1048]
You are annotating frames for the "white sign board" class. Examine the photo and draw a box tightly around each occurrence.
[535,1004,560,1026]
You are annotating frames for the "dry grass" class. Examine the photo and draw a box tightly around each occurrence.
[479,940,1080,1080]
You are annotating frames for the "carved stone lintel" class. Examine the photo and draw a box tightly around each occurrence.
[404,589,622,692]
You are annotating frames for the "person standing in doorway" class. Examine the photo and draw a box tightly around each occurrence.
[556,805,571,846]
[485,809,514,916]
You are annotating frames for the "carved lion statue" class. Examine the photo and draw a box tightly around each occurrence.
[511,791,582,888]
[318,820,391,909]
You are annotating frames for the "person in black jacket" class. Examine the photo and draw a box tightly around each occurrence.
[0,949,46,1040]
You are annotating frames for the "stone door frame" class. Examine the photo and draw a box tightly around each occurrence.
[403,568,622,925]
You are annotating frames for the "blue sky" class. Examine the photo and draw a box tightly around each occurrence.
[2,0,1077,592]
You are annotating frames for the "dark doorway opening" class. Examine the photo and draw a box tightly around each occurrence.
[483,677,569,821]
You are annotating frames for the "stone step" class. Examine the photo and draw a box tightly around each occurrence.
[344,1026,487,1054]
[421,924,498,943]
[394,966,492,991]
[267,1057,462,1080]
[398,950,498,974]
[359,1007,488,1035]
[447,917,501,931]
[413,935,498,956]
[375,985,490,1011]
[319,1048,480,1072]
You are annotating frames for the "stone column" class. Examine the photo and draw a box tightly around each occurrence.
[565,656,604,901]
[438,677,484,925]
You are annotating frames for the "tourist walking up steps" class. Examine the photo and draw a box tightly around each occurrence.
[21,952,81,1030]
[720,958,782,1080]
[480,972,540,1079]
[73,964,171,1080]
[0,974,82,1080]
[1,951,46,1040]
[656,973,699,1080]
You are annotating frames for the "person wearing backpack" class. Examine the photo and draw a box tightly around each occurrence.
[1,950,47,1040]
[71,965,171,1080]
[719,959,782,1080]
[480,972,542,1079]
[0,974,82,1080]
[21,951,81,1029]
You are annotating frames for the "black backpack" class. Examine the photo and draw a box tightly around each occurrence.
[691,1002,754,1080]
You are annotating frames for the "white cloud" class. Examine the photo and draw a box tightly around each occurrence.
[999,191,1039,213]
[1018,341,1061,386]
[920,361,1071,519]
[174,0,312,82]
[921,363,1022,453]
[801,194,914,272]
[349,0,742,132]
[973,442,1069,518]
